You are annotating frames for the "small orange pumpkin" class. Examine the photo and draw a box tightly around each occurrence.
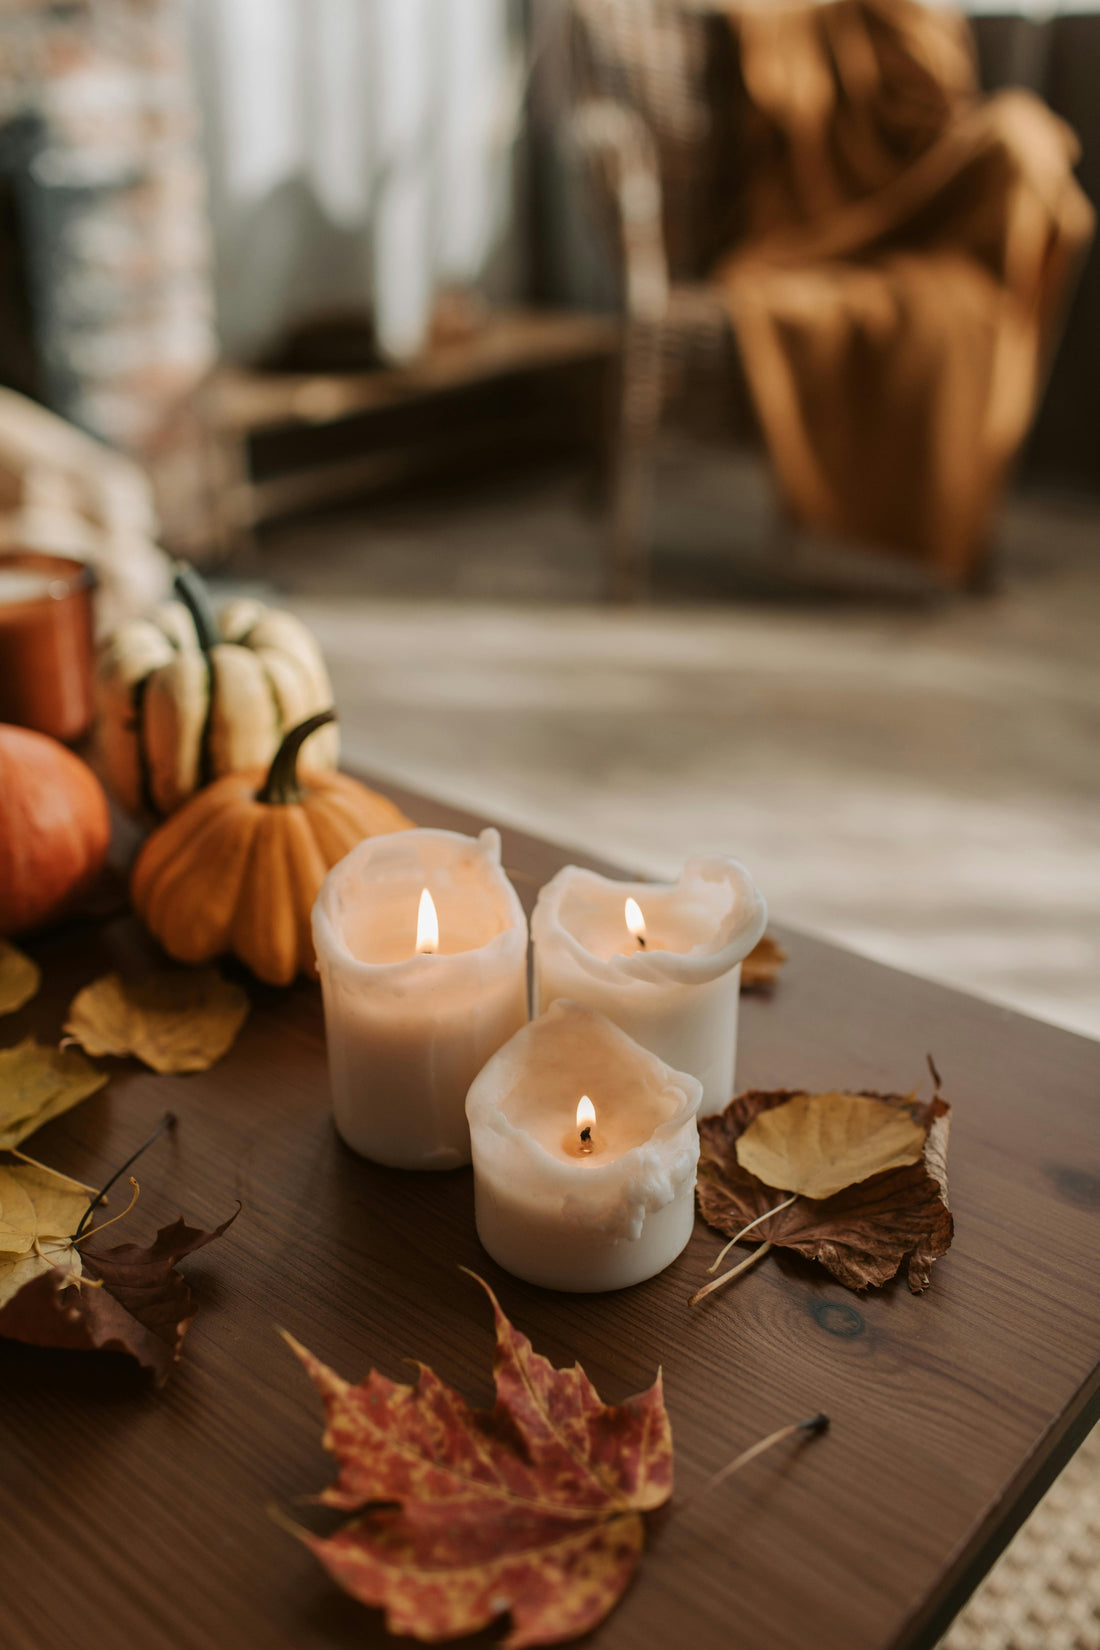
[0,723,111,934]
[132,710,413,986]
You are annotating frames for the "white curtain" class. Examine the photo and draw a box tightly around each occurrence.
[188,0,521,361]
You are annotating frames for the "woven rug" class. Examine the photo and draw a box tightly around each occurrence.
[940,1421,1100,1650]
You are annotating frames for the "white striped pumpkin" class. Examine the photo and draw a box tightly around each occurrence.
[95,566,339,817]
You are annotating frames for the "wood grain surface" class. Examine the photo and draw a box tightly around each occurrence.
[2,781,1099,1650]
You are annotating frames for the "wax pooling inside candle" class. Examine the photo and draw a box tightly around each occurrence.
[339,843,515,963]
[494,1020,684,1167]
[559,878,736,962]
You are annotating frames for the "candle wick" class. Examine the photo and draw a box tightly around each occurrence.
[578,1126,593,1155]
[636,934,646,949]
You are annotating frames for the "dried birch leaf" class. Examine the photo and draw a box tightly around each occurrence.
[0,1038,108,1150]
[64,968,249,1073]
[0,1210,238,1384]
[0,941,40,1015]
[280,1272,672,1648]
[735,1092,926,1201]
[741,933,787,993]
[698,1087,953,1293]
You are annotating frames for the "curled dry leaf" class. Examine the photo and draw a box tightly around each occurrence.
[0,1209,238,1385]
[740,932,788,993]
[281,1271,672,1649]
[735,1091,927,1201]
[698,1086,953,1293]
[0,940,40,1016]
[0,1038,108,1150]
[64,967,249,1073]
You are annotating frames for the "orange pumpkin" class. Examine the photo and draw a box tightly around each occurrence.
[132,710,413,986]
[0,723,111,934]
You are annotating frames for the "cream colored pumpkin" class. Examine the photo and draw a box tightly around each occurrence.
[96,566,339,817]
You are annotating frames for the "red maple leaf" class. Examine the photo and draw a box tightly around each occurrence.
[282,1272,672,1647]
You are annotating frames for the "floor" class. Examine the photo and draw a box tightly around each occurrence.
[250,441,1100,1044]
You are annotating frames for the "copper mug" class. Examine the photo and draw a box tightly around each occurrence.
[0,551,97,743]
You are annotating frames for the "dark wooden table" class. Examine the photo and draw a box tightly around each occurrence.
[3,781,1099,1650]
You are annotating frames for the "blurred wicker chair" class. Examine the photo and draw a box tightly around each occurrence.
[569,0,1092,600]
[569,0,762,599]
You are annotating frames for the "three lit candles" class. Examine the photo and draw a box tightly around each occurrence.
[313,826,765,1290]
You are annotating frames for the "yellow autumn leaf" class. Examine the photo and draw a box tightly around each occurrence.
[63,968,250,1074]
[0,1038,108,1150]
[0,1161,88,1307]
[734,1091,927,1201]
[740,932,788,992]
[0,941,40,1016]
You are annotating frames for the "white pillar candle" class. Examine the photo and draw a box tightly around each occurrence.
[466,1000,702,1292]
[531,858,766,1116]
[313,827,528,1170]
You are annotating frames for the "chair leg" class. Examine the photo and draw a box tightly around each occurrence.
[608,440,654,601]
[605,326,662,602]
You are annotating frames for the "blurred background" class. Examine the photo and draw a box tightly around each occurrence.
[0,0,1096,1041]
[0,3,1097,1644]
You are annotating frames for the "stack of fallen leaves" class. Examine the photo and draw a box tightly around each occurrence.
[0,940,242,1381]
[692,1073,953,1303]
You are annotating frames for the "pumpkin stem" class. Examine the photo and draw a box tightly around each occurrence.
[173,562,221,653]
[258,709,337,806]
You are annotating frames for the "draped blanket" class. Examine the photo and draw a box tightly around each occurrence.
[716,0,1094,582]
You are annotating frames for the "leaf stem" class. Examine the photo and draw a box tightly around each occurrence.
[685,1414,829,1507]
[73,1176,141,1245]
[707,1193,799,1274]
[690,1239,774,1305]
[71,1112,176,1242]
[5,1145,99,1191]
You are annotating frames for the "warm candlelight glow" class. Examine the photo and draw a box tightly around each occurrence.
[416,887,439,954]
[576,1094,596,1154]
[624,896,647,948]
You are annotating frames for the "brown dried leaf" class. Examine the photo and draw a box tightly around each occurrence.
[736,1091,926,1200]
[741,933,787,993]
[64,968,249,1073]
[281,1272,673,1647]
[0,941,40,1015]
[698,1088,953,1293]
[0,1038,108,1150]
[0,1206,238,1383]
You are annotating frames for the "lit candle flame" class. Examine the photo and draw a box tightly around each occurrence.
[416,887,439,954]
[576,1094,596,1155]
[624,896,647,948]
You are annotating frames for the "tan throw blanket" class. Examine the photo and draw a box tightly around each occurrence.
[717,0,1094,583]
